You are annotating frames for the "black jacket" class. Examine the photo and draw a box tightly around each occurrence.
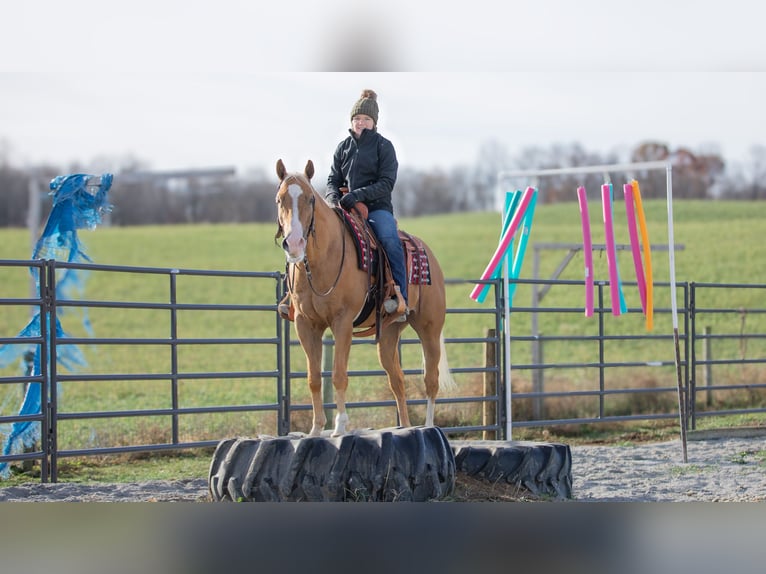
[326,128,398,214]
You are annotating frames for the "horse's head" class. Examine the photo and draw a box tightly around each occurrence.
[275,159,317,263]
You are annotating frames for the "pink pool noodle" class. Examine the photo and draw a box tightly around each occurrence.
[601,184,621,316]
[624,183,647,314]
[577,186,594,317]
[470,186,535,301]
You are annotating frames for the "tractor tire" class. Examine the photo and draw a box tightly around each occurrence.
[450,439,573,499]
[208,426,456,502]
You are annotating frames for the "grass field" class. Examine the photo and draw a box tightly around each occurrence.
[1,199,766,482]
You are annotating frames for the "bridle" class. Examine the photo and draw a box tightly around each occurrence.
[276,175,347,298]
[275,174,316,244]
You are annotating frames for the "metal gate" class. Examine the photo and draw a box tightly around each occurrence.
[2,259,765,483]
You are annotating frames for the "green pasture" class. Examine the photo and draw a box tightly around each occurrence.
[1,199,765,452]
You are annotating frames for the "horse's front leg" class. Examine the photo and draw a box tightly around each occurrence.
[295,318,327,437]
[330,323,353,437]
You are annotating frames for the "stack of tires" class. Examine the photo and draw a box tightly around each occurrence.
[209,426,455,502]
[451,439,572,499]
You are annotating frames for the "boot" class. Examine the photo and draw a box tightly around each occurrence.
[277,294,294,321]
[383,285,408,321]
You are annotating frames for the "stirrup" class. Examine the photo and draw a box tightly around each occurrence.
[393,308,410,323]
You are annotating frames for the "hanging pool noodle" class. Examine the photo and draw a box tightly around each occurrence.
[577,186,594,317]
[601,183,623,315]
[610,183,628,314]
[475,189,522,303]
[506,190,537,302]
[623,183,647,314]
[470,186,535,301]
[632,180,654,331]
[494,188,523,279]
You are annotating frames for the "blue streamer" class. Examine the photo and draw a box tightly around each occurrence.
[31,174,113,304]
[0,173,111,477]
[0,315,85,476]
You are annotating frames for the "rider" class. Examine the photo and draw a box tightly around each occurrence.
[325,89,408,321]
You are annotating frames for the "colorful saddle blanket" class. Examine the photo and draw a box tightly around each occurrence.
[339,210,432,285]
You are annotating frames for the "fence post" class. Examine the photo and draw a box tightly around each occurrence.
[483,328,498,440]
[704,326,713,406]
[532,334,544,419]
[322,335,334,430]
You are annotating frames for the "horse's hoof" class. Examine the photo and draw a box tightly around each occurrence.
[332,413,349,437]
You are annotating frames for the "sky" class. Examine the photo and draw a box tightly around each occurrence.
[2,1,765,181]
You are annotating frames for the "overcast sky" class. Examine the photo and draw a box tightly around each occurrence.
[2,1,764,179]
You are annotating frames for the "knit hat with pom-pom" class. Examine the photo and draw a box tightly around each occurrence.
[350,89,379,124]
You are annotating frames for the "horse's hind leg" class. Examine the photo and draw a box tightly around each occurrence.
[377,325,411,427]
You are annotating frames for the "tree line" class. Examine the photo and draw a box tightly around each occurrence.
[1,140,764,228]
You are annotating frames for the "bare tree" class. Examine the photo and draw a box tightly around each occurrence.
[670,147,725,199]
[472,139,510,211]
[0,164,28,228]
[743,145,766,200]
[0,137,762,229]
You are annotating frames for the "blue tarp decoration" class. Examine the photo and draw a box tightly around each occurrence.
[0,173,112,477]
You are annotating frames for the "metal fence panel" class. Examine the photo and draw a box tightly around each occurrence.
[2,259,765,483]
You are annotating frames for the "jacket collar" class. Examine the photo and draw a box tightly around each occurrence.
[348,127,377,141]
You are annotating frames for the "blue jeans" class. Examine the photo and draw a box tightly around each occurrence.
[367,209,407,304]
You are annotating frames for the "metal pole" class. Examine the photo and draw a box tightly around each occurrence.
[704,326,713,406]
[499,160,671,180]
[532,334,543,419]
[503,261,512,439]
[482,328,497,440]
[169,271,180,445]
[665,164,688,463]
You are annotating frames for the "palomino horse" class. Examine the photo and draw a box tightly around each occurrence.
[275,159,454,437]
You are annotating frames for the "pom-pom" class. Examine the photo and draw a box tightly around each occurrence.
[360,89,377,100]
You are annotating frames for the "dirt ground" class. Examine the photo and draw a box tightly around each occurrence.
[2,433,765,502]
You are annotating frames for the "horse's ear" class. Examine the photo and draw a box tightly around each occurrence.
[304,160,315,180]
[276,159,287,181]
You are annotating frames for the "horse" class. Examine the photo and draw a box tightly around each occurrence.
[274,159,454,437]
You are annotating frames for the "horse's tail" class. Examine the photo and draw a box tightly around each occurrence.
[430,330,456,392]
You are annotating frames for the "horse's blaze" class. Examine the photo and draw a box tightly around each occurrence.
[283,183,306,262]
